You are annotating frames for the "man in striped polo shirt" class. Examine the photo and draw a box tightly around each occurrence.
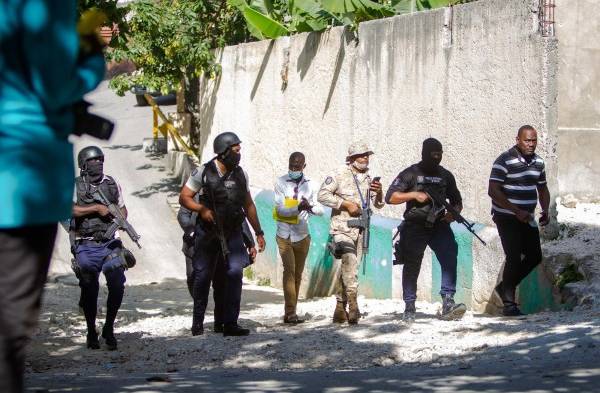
[488,125,550,316]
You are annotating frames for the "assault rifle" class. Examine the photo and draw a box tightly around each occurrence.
[348,176,379,274]
[92,186,142,248]
[208,187,230,260]
[424,191,487,246]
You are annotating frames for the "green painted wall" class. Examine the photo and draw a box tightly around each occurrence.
[518,267,562,313]
[254,191,395,298]
[252,190,561,313]
[430,223,476,307]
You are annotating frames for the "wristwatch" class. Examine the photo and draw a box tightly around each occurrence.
[255,229,264,236]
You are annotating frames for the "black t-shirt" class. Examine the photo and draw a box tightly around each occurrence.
[385,163,462,219]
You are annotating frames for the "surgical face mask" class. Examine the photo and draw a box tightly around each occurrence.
[352,161,368,171]
[220,149,241,170]
[288,170,303,180]
[85,160,104,183]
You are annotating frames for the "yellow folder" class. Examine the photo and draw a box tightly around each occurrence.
[273,198,300,224]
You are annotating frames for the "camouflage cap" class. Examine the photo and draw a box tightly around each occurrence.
[347,141,374,158]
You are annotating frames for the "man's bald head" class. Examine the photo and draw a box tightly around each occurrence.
[516,125,538,156]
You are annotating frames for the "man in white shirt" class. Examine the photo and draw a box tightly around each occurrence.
[274,152,323,323]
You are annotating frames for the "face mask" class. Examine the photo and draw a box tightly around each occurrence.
[352,161,368,171]
[420,138,443,173]
[220,150,241,170]
[85,161,104,183]
[288,171,303,180]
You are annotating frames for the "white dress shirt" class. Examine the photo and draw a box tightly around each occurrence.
[274,174,324,242]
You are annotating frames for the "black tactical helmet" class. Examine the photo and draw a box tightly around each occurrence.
[213,132,242,155]
[77,146,104,168]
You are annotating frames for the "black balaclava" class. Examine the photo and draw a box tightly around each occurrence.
[84,160,104,184]
[219,148,241,171]
[419,137,443,173]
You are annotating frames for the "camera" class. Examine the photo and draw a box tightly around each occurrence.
[73,100,114,140]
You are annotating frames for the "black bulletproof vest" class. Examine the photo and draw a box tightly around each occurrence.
[197,161,247,234]
[74,176,120,239]
[404,165,448,223]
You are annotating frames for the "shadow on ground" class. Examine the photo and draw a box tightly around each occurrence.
[26,275,600,393]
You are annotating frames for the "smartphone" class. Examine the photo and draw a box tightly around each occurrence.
[372,176,381,182]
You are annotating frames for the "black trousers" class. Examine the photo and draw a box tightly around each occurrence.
[400,221,459,303]
[0,224,57,393]
[192,228,248,327]
[184,247,224,325]
[493,215,542,305]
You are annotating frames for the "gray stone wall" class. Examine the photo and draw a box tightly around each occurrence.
[198,0,558,226]
[196,0,559,309]
[556,0,600,199]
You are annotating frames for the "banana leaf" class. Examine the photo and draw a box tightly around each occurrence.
[249,0,275,15]
[321,0,393,17]
[242,5,289,39]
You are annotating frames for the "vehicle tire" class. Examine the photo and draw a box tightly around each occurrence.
[135,94,149,106]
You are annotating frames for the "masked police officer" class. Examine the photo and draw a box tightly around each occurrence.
[179,132,266,336]
[385,138,466,323]
[71,146,132,350]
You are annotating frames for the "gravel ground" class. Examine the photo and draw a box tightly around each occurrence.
[26,84,600,390]
[26,274,600,378]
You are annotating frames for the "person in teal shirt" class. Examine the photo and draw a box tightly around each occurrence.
[0,2,105,392]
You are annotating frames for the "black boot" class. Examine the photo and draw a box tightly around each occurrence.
[101,325,118,350]
[191,323,204,336]
[223,323,250,337]
[438,294,467,321]
[402,302,416,324]
[86,331,100,350]
[503,303,526,317]
[213,322,224,333]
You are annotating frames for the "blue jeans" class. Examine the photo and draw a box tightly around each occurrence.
[192,228,249,327]
[399,221,459,303]
[75,239,126,333]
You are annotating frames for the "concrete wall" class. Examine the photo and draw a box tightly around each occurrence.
[555,0,600,199]
[195,0,559,312]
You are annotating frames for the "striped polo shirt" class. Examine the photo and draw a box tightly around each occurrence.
[489,146,546,216]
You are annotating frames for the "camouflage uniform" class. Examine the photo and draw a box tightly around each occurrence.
[317,143,384,306]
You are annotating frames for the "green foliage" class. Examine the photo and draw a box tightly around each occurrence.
[77,0,476,97]
[77,0,129,49]
[230,0,475,39]
[79,0,248,97]
[106,0,211,96]
[243,266,256,281]
[555,263,585,290]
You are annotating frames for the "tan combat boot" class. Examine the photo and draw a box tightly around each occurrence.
[332,300,348,323]
[348,294,360,325]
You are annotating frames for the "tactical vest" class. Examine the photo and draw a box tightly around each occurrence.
[404,168,448,224]
[74,176,120,239]
[197,161,247,235]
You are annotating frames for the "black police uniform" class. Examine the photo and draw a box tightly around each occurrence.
[386,163,462,305]
[190,159,251,333]
[73,175,126,348]
[177,194,255,298]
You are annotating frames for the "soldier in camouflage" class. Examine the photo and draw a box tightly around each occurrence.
[317,142,384,324]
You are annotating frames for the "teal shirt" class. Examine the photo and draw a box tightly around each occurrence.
[0,1,105,228]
